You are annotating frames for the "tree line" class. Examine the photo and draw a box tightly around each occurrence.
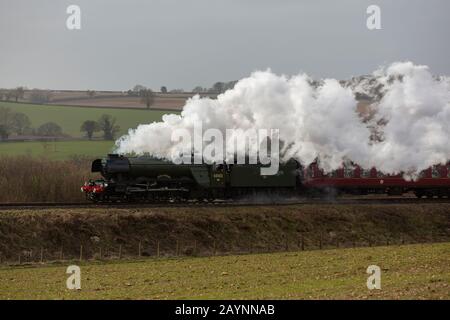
[1,80,238,107]
[129,80,238,99]
[0,106,120,141]
[192,81,238,94]
[80,114,120,140]
[0,106,61,140]
[0,87,53,104]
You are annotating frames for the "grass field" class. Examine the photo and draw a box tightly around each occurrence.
[0,140,115,160]
[0,243,448,299]
[0,101,174,138]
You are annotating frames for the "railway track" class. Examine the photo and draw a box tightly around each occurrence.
[0,197,449,210]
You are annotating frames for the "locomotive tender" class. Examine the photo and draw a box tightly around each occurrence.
[81,154,450,202]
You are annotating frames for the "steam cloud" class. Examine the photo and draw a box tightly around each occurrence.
[115,62,450,178]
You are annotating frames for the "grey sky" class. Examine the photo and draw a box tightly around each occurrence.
[0,0,449,91]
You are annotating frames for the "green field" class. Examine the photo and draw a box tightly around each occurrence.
[0,102,177,159]
[0,101,173,138]
[0,140,115,160]
[1,243,448,300]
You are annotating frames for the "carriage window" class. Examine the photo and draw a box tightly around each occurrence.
[325,170,339,177]
[361,169,371,178]
[377,171,386,178]
[344,167,353,178]
[432,166,440,178]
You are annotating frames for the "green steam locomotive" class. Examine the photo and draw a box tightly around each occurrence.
[81,154,301,202]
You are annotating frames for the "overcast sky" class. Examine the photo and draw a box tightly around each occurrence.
[0,0,449,91]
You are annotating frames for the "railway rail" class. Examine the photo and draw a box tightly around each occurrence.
[0,197,449,210]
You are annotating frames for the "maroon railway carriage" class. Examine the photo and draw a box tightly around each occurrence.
[302,162,450,198]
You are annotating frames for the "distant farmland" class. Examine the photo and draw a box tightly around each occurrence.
[51,96,185,110]
[28,90,217,110]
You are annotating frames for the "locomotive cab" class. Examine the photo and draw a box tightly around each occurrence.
[91,159,103,173]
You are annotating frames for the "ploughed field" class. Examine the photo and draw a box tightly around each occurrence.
[0,243,448,299]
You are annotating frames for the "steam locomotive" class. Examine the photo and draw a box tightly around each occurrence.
[81,154,450,202]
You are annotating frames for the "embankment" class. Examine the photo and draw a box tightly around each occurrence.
[0,203,449,262]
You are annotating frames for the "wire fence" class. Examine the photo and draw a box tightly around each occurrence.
[0,232,443,266]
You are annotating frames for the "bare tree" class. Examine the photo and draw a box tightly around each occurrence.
[212,82,225,93]
[0,107,31,137]
[37,122,62,136]
[98,114,120,140]
[192,86,206,93]
[29,89,51,104]
[4,91,12,101]
[11,112,31,135]
[0,125,9,140]
[0,107,12,139]
[80,120,100,140]
[0,106,13,129]
[133,84,146,92]
[13,87,25,102]
[140,89,155,109]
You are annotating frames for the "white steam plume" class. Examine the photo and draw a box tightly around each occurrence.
[115,62,450,177]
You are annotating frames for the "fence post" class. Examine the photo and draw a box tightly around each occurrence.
[60,246,63,260]
[193,240,197,256]
[301,235,305,251]
[319,233,323,250]
[40,247,44,263]
[79,245,83,262]
[335,238,339,249]
[157,241,160,258]
[18,253,21,265]
[99,247,102,259]
[285,238,289,251]
[138,241,141,258]
[118,245,122,260]
[176,240,179,256]
[213,240,217,256]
